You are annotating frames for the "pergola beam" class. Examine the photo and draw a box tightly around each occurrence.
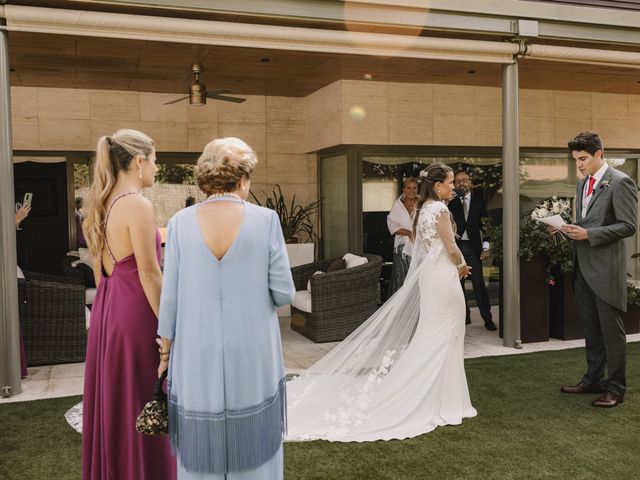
[0,24,22,396]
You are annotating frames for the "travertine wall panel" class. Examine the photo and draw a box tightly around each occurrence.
[9,83,640,212]
[37,88,90,120]
[187,123,218,152]
[305,81,341,151]
[90,91,140,121]
[11,86,317,210]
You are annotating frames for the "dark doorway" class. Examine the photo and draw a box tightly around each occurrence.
[14,162,69,274]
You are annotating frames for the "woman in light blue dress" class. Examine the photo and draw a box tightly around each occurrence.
[158,137,295,479]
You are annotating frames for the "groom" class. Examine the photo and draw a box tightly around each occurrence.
[561,132,637,408]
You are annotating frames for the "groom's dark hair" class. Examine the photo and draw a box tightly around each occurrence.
[568,132,603,156]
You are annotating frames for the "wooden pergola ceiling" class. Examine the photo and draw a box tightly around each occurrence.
[9,32,640,96]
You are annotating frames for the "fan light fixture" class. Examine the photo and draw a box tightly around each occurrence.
[163,63,246,106]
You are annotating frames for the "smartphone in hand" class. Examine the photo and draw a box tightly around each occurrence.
[23,192,33,206]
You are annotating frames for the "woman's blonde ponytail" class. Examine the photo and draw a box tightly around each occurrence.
[83,129,155,260]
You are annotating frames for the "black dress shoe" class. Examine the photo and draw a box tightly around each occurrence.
[465,318,471,325]
[484,320,497,331]
[560,382,607,394]
[592,391,624,408]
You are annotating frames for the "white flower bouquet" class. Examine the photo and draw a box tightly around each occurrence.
[531,195,571,220]
[531,195,572,242]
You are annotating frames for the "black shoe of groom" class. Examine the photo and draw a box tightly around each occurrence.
[484,320,497,331]
[560,382,607,394]
[465,317,471,325]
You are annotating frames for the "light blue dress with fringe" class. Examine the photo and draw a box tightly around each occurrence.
[158,198,295,480]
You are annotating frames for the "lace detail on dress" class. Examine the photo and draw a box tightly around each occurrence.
[416,201,447,258]
[321,350,399,440]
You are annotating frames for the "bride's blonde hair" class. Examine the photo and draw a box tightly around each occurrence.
[83,129,155,259]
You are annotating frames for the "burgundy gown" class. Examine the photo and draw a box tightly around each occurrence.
[82,196,175,480]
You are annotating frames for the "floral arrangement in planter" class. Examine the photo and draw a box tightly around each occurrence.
[251,184,320,244]
[482,196,574,284]
[628,282,640,306]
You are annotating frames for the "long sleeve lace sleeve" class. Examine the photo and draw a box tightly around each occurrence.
[435,208,465,267]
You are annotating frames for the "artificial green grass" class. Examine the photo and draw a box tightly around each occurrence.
[1,344,639,479]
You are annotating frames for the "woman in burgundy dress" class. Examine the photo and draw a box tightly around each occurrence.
[82,129,175,480]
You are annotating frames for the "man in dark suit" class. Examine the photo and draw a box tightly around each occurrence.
[448,171,497,331]
[560,132,637,408]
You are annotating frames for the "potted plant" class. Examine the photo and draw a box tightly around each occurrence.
[483,213,553,343]
[251,184,320,317]
[251,184,320,244]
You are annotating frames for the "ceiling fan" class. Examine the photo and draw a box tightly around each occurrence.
[163,63,246,106]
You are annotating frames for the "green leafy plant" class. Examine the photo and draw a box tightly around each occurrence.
[156,164,196,185]
[482,211,573,285]
[628,282,640,306]
[251,184,320,243]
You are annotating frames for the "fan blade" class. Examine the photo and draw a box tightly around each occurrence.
[163,96,190,105]
[208,89,234,95]
[207,93,246,103]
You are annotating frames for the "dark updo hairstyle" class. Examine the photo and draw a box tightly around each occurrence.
[411,162,454,240]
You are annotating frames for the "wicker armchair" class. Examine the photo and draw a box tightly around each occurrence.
[290,254,383,342]
[18,271,87,366]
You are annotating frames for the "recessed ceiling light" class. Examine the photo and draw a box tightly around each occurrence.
[363,73,373,80]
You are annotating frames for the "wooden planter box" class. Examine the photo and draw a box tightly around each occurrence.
[549,271,583,340]
[549,273,639,337]
[623,303,640,334]
[499,255,550,343]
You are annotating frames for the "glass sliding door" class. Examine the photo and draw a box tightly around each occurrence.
[362,155,503,259]
[320,153,350,259]
[362,154,503,302]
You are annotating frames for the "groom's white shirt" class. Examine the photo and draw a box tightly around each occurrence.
[581,162,608,219]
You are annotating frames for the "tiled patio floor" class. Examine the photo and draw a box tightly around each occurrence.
[2,306,639,404]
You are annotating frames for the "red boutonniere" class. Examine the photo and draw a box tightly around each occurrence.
[600,180,610,189]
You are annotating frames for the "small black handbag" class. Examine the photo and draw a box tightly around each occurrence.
[135,369,169,436]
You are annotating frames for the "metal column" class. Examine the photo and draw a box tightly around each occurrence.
[502,61,522,349]
[0,26,22,396]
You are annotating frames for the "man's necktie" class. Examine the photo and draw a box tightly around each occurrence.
[586,176,596,197]
[462,196,469,220]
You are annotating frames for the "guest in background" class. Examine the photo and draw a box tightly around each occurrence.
[75,196,87,248]
[82,129,175,480]
[387,177,419,296]
[15,202,31,229]
[158,137,294,479]
[448,170,497,331]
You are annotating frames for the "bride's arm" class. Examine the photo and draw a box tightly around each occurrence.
[435,210,471,278]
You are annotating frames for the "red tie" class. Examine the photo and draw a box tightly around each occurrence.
[586,176,596,197]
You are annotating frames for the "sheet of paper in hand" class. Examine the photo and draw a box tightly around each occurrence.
[534,214,567,230]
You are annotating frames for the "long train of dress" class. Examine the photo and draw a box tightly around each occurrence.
[286,201,477,442]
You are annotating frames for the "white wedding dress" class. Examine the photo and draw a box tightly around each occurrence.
[286,200,477,442]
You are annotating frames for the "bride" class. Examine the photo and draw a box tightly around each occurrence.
[286,162,477,442]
